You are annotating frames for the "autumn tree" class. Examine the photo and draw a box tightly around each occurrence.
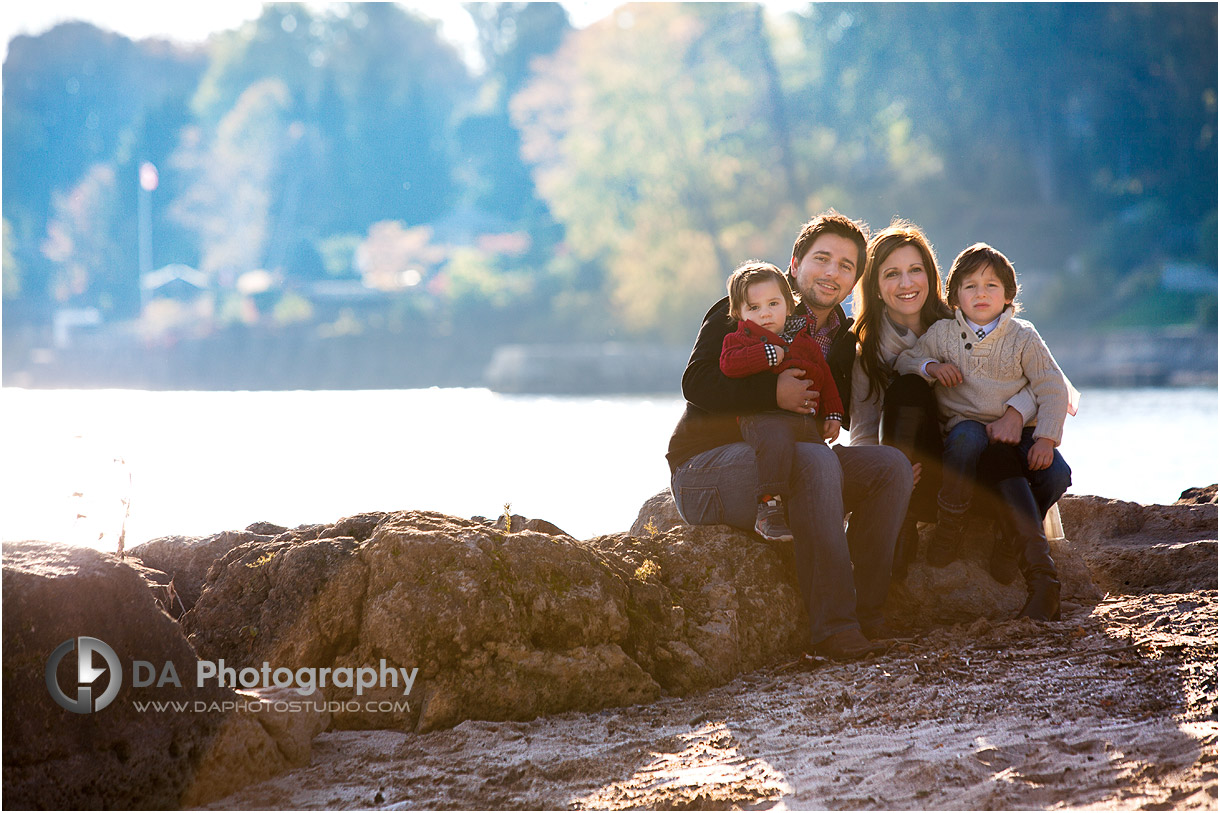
[169,79,294,284]
[40,164,129,311]
[514,3,826,339]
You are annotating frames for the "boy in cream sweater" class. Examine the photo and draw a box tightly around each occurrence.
[896,243,1075,565]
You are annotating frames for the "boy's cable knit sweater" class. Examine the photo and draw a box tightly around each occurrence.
[848,313,1037,446]
[895,307,1071,444]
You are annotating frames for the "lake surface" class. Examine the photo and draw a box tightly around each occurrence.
[1,386,1215,550]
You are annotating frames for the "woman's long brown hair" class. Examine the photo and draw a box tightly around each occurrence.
[853,220,952,403]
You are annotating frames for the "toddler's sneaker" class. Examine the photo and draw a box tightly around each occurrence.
[754,497,794,542]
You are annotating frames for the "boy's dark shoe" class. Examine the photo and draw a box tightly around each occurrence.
[927,510,965,567]
[754,498,794,542]
[809,628,885,661]
[988,524,1020,585]
[1018,576,1061,621]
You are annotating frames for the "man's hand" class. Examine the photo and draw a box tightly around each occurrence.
[911,461,922,486]
[822,418,841,443]
[927,361,963,387]
[776,367,817,414]
[1028,437,1055,471]
[986,406,1024,445]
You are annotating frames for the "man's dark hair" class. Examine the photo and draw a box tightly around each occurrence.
[790,209,870,281]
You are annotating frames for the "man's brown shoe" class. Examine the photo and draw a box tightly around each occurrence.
[809,628,884,661]
[861,621,909,642]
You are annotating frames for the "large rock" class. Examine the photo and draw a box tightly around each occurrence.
[588,525,805,693]
[129,527,281,615]
[631,489,1103,625]
[629,490,684,537]
[1175,484,1217,505]
[1059,494,1217,594]
[2,542,325,809]
[182,510,805,733]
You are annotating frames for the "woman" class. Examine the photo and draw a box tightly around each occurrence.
[850,221,955,578]
[849,221,1066,589]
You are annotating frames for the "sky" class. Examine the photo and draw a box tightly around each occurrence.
[0,1,625,66]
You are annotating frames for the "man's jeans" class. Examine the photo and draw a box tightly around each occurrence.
[670,441,912,646]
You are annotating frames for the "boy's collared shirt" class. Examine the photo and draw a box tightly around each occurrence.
[964,315,1002,340]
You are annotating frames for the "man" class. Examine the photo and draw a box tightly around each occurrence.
[666,210,912,660]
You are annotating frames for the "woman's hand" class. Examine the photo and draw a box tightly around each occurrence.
[1028,437,1055,471]
[911,461,923,486]
[927,361,963,387]
[985,406,1024,445]
[777,368,817,414]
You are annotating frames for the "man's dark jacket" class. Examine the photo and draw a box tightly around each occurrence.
[666,296,856,474]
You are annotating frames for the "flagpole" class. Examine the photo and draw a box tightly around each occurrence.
[137,162,158,313]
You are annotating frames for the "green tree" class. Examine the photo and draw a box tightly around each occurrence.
[3,22,204,318]
[192,2,473,242]
[458,2,571,225]
[787,3,1217,276]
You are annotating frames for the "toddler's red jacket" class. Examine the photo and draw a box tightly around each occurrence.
[719,318,844,420]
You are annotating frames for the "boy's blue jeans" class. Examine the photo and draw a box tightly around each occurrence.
[669,441,911,646]
[940,420,1072,519]
[938,420,990,517]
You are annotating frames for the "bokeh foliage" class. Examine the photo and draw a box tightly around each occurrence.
[3,2,1215,350]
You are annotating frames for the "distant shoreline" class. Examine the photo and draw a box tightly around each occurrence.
[4,325,1216,393]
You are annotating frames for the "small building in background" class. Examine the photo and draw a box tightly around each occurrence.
[141,264,208,302]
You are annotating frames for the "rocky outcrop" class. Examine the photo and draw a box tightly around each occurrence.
[1058,494,1218,594]
[886,516,1101,622]
[181,510,805,733]
[12,487,1213,808]
[1175,484,1218,505]
[2,542,325,809]
[179,491,1117,737]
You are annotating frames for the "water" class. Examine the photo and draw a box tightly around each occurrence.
[1,387,1215,550]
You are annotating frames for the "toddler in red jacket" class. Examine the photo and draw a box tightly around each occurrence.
[720,261,843,542]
